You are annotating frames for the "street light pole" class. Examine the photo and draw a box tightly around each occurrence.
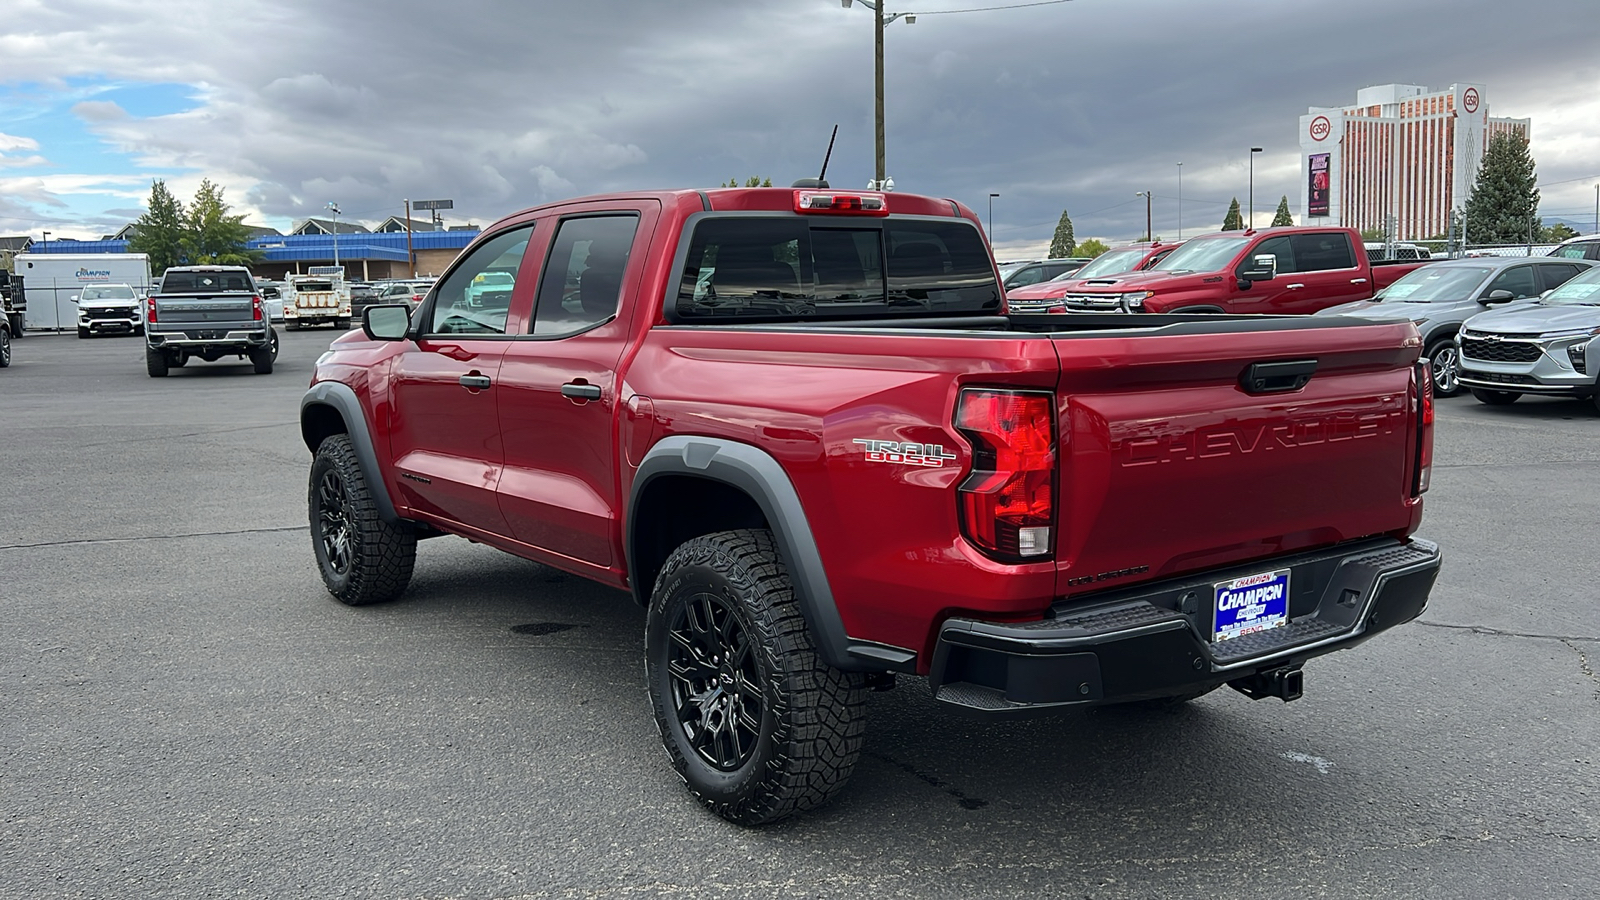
[326,202,341,269]
[988,192,999,244]
[1135,191,1151,241]
[1176,162,1183,239]
[1594,183,1598,236]
[1248,147,1263,228]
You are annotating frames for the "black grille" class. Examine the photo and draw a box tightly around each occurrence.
[1460,337,1539,363]
[85,308,133,320]
[1467,371,1538,385]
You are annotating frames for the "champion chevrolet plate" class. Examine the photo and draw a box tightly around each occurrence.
[1212,569,1290,642]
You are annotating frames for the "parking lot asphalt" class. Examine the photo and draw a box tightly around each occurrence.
[2,328,1597,900]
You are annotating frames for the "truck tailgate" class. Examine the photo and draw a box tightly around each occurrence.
[1051,320,1422,596]
[154,295,255,324]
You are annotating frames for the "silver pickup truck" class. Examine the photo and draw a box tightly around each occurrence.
[144,266,278,377]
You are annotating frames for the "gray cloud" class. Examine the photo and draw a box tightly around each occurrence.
[2,0,1596,248]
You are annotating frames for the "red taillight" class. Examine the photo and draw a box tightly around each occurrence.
[1414,361,1434,495]
[252,295,264,321]
[955,389,1056,560]
[146,297,157,323]
[793,190,889,216]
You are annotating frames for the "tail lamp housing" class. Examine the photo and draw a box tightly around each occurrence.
[955,389,1057,561]
[1414,360,1434,495]
[252,295,264,321]
[146,297,157,324]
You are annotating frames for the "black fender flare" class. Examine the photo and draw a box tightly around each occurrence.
[300,381,399,524]
[629,436,913,673]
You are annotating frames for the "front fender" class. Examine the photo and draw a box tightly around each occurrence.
[300,380,399,524]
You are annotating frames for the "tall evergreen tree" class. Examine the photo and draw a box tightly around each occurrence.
[1048,209,1076,258]
[1222,198,1244,231]
[1271,195,1294,227]
[1464,132,1540,245]
[127,179,187,275]
[184,179,257,266]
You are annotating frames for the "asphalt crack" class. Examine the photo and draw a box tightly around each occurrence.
[1413,619,1600,644]
[0,524,306,552]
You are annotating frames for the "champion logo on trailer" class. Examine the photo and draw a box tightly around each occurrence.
[1308,116,1332,142]
[1463,88,1480,113]
[76,268,112,281]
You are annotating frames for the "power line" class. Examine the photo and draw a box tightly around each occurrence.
[912,0,1073,13]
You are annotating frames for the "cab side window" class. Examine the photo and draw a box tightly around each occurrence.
[1289,232,1356,271]
[531,215,639,337]
[426,225,534,335]
[1251,236,1296,274]
[1483,265,1537,299]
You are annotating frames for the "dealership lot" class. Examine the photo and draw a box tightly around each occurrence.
[2,330,1597,899]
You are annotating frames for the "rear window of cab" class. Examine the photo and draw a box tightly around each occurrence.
[674,216,1000,323]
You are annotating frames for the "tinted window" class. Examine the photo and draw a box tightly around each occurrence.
[1550,246,1589,260]
[676,216,1000,323]
[426,225,533,335]
[532,215,640,337]
[1251,236,1296,274]
[1536,263,1586,292]
[1289,232,1356,271]
[81,285,136,300]
[161,271,253,293]
[1073,248,1146,279]
[1483,265,1538,299]
[1005,264,1048,288]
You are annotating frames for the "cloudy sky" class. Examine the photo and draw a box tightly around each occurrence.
[2,0,1597,258]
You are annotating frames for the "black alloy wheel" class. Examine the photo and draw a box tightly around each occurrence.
[1428,340,1462,396]
[0,325,10,367]
[666,592,764,771]
[316,467,354,579]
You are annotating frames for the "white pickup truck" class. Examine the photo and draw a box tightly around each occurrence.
[283,272,352,330]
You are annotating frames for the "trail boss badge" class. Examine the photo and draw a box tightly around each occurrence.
[852,439,959,468]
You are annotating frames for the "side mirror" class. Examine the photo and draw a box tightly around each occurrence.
[1479,289,1515,305]
[1238,254,1277,286]
[363,304,412,341]
[70,295,79,303]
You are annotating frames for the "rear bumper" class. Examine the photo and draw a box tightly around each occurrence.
[928,537,1441,716]
[148,327,269,347]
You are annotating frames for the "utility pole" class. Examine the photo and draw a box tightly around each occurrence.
[1135,191,1152,241]
[875,0,885,186]
[326,202,341,269]
[1176,162,1183,240]
[404,199,416,278]
[987,193,999,244]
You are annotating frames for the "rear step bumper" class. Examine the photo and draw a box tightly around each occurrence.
[929,537,1440,717]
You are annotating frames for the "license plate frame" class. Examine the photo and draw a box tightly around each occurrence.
[1212,569,1291,642]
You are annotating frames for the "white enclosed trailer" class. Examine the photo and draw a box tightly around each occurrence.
[14,253,153,331]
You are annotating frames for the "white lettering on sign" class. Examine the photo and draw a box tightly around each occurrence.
[852,439,958,468]
[1217,581,1285,612]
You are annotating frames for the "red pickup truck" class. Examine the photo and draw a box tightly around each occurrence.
[1051,226,1426,314]
[300,186,1441,825]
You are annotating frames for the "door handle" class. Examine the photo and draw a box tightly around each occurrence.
[1286,283,1305,290]
[562,382,602,401]
[459,373,492,390]
[1350,278,1368,284]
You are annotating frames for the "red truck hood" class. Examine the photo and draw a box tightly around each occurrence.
[1067,269,1215,294]
[1006,280,1077,301]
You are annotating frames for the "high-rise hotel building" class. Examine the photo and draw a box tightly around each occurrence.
[1299,84,1530,240]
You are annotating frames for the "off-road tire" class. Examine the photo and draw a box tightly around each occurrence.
[145,346,168,377]
[1425,337,1463,397]
[645,529,867,826]
[268,328,280,361]
[0,325,10,367]
[78,327,89,339]
[250,346,273,374]
[1471,388,1519,406]
[309,434,416,605]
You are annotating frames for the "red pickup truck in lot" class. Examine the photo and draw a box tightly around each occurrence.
[1051,226,1427,314]
[300,186,1441,825]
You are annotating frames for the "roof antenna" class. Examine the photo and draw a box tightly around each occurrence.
[792,125,838,189]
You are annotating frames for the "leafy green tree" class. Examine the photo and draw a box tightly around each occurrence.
[1222,198,1243,231]
[1464,132,1540,245]
[1048,209,1076,258]
[127,179,188,275]
[1359,226,1388,241]
[1271,196,1294,227]
[1541,222,1579,243]
[1074,238,1109,258]
[721,176,773,187]
[183,179,258,266]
